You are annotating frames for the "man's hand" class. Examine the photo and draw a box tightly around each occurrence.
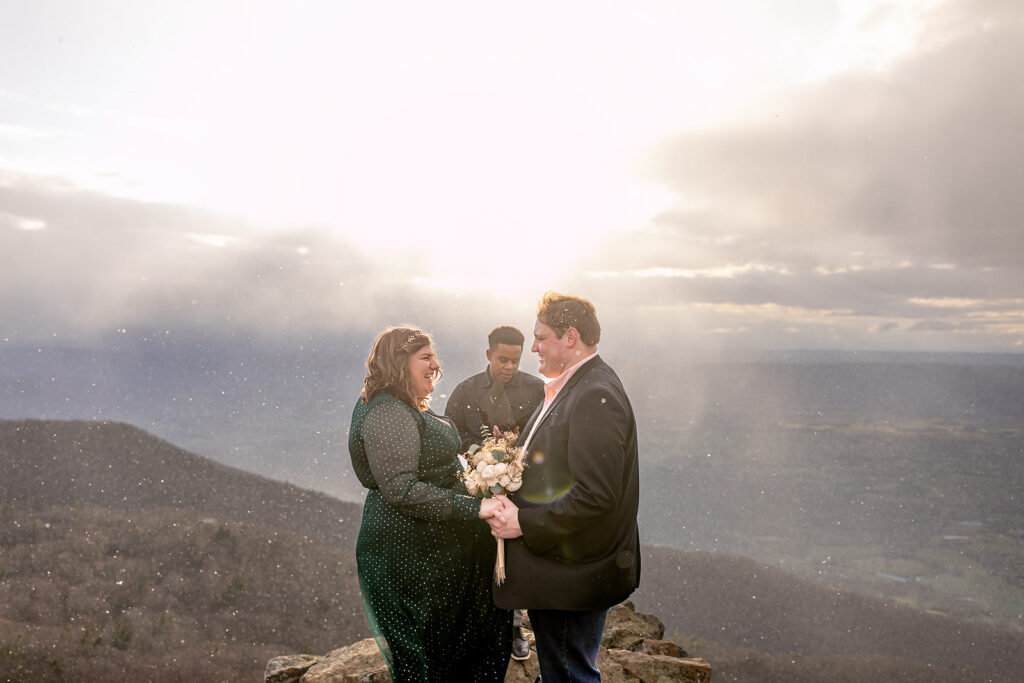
[486,494,523,539]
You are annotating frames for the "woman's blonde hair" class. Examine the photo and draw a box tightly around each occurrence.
[360,326,440,411]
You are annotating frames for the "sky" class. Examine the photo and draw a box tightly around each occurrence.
[2,0,1023,356]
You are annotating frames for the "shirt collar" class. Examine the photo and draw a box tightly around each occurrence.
[543,351,597,403]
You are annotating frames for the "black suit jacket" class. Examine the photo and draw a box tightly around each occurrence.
[493,355,641,611]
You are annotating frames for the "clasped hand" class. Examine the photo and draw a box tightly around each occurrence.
[478,494,522,539]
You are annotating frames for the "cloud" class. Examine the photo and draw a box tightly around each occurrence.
[184,233,239,249]
[908,320,980,332]
[590,263,792,280]
[0,211,46,231]
[0,172,376,342]
[0,171,546,350]
[0,123,50,140]
[575,0,1024,351]
[3,0,1022,355]
[909,297,1024,310]
[651,0,1024,269]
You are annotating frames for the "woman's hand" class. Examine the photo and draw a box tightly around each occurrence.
[486,494,523,539]
[479,496,504,519]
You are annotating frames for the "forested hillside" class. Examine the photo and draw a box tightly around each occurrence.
[2,420,1021,681]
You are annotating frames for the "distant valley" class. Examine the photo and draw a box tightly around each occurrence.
[3,341,1022,501]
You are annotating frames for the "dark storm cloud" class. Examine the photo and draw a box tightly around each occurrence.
[648,0,1024,269]
[579,0,1024,349]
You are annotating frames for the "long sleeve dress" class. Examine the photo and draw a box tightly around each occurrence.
[349,393,511,682]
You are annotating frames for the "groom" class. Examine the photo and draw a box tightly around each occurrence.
[489,291,641,683]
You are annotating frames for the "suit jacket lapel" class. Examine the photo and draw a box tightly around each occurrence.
[520,402,543,441]
[524,355,604,440]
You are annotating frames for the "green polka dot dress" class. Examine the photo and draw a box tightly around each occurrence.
[349,393,512,682]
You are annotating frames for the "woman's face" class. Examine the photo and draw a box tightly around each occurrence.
[408,343,440,399]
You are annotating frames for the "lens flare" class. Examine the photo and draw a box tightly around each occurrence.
[519,482,574,506]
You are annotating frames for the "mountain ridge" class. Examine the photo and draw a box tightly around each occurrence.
[2,419,1021,682]
[0,418,361,549]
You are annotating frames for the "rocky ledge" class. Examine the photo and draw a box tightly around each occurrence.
[266,601,711,682]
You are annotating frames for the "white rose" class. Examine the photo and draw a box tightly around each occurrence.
[498,474,512,488]
[505,479,522,492]
[494,462,508,476]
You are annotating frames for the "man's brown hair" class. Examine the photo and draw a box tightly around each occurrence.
[536,291,601,345]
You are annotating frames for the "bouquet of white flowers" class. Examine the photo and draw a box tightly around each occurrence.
[460,431,527,583]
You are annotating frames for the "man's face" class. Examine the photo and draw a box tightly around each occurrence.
[532,319,572,379]
[486,343,523,384]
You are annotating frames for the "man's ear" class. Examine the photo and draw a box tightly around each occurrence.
[486,348,494,361]
[565,327,578,346]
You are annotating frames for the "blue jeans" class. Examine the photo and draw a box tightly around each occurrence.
[528,608,607,683]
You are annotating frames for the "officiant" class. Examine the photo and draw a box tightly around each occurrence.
[445,325,544,664]
[444,326,544,451]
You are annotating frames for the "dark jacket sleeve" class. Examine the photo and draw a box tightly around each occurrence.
[517,382,630,553]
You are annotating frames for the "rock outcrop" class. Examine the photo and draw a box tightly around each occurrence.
[265,601,711,682]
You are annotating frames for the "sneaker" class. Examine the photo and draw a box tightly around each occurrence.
[511,627,530,661]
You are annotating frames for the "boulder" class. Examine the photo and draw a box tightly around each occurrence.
[264,654,323,683]
[266,602,711,682]
[302,640,391,683]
